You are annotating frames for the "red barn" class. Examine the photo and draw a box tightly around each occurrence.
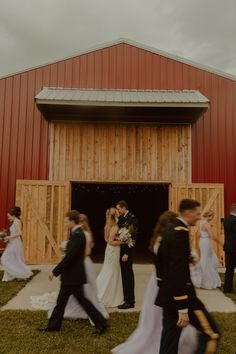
[0,38,235,263]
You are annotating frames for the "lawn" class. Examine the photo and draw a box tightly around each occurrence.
[0,270,39,307]
[0,270,235,353]
[0,311,235,354]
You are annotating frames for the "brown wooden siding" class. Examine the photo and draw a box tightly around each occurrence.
[49,122,191,183]
[170,183,225,263]
[16,180,70,264]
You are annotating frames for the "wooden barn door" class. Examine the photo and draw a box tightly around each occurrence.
[16,180,71,264]
[169,183,224,264]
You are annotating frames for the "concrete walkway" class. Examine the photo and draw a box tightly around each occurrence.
[1,264,236,313]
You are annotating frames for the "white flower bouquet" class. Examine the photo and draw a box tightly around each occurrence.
[60,240,68,253]
[189,249,199,265]
[117,225,135,248]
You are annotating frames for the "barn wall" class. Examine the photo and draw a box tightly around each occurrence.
[0,42,236,228]
[49,122,191,183]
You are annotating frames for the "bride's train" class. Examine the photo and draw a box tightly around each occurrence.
[112,274,197,354]
[30,257,108,323]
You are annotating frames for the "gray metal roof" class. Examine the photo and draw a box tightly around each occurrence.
[36,88,209,107]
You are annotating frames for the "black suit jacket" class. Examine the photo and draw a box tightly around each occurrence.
[224,214,236,252]
[52,226,86,285]
[155,218,197,310]
[118,211,138,257]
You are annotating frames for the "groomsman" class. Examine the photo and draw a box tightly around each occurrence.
[223,203,236,293]
[116,200,138,309]
[38,210,107,334]
[155,199,220,353]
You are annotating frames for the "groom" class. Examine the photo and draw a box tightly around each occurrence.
[38,210,107,334]
[116,200,138,309]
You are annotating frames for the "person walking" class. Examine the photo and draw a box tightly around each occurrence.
[38,210,107,334]
[1,206,33,282]
[223,203,236,293]
[156,199,220,354]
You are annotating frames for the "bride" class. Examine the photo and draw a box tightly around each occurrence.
[112,211,197,354]
[31,214,108,322]
[96,208,123,307]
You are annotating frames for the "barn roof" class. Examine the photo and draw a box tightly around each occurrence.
[1,38,236,81]
[36,87,209,107]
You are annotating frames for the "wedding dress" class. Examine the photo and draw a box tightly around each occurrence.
[1,219,33,281]
[30,232,108,323]
[112,272,197,354]
[96,243,123,307]
[112,245,198,354]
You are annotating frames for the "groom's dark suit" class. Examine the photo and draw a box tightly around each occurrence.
[223,213,236,292]
[118,211,138,306]
[48,225,106,331]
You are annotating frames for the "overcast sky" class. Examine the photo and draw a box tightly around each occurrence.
[0,0,235,78]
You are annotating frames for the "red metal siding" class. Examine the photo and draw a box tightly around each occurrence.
[0,42,236,228]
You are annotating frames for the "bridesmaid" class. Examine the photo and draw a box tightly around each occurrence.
[1,206,33,282]
[192,210,221,289]
[199,210,221,289]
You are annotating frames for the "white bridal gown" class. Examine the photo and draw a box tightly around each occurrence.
[112,272,198,354]
[1,219,33,281]
[96,243,123,307]
[112,243,198,354]
[191,221,221,289]
[31,232,108,323]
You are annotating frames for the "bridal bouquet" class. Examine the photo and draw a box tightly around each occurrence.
[189,249,199,265]
[0,229,7,241]
[117,225,135,248]
[60,240,68,253]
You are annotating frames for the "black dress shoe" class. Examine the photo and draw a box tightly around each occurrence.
[37,326,60,332]
[118,303,135,309]
[93,325,108,335]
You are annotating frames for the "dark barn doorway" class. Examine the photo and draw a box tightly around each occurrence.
[71,182,169,263]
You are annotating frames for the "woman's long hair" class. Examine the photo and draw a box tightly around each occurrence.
[104,208,117,242]
[149,211,178,251]
[80,213,94,248]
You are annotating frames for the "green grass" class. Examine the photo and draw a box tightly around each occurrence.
[0,270,235,353]
[0,270,40,307]
[0,311,235,354]
[0,311,138,354]
[219,272,236,305]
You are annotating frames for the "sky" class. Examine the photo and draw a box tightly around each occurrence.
[0,0,235,77]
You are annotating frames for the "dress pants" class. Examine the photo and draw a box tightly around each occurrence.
[224,252,236,292]
[159,300,220,354]
[48,283,106,330]
[120,252,135,305]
